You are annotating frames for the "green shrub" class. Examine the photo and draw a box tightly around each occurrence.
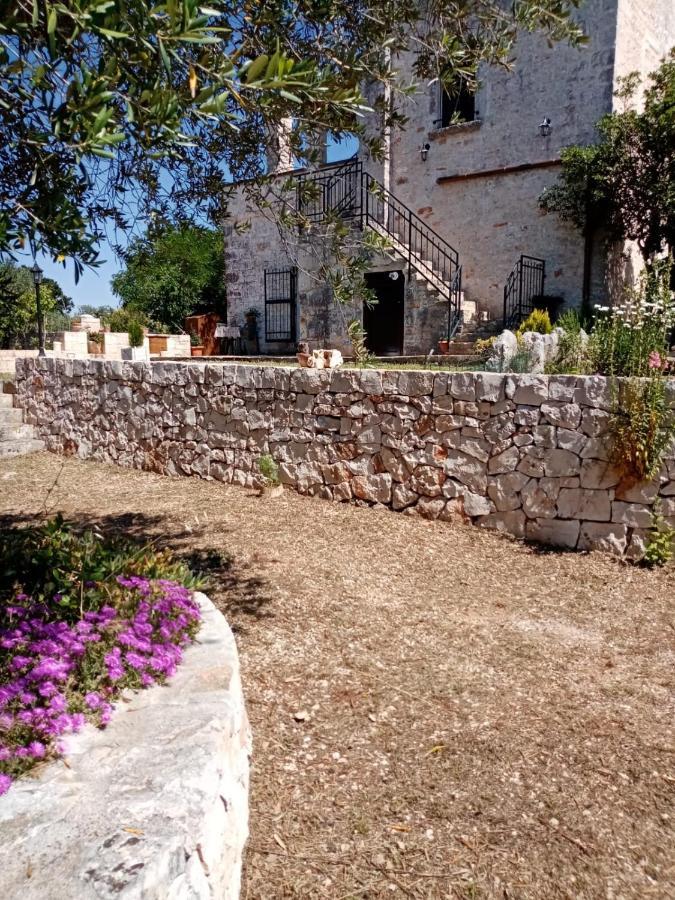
[642,506,675,567]
[107,307,147,334]
[474,336,496,355]
[545,308,593,375]
[127,320,145,348]
[258,453,280,486]
[0,515,205,622]
[516,308,552,337]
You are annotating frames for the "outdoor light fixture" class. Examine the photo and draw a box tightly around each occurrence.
[30,262,46,358]
[539,116,552,137]
[388,271,399,281]
[420,142,430,161]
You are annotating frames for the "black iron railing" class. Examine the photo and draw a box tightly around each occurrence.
[294,158,463,340]
[295,156,361,222]
[503,255,546,330]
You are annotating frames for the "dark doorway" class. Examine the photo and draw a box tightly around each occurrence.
[363,271,404,356]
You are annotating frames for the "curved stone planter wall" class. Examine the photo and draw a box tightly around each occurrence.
[0,593,250,900]
[15,358,675,557]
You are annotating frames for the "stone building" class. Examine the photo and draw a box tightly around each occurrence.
[224,0,675,356]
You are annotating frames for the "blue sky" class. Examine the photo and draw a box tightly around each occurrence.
[24,135,358,311]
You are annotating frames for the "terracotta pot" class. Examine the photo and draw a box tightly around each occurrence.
[191,346,204,357]
[438,339,450,355]
[296,352,311,367]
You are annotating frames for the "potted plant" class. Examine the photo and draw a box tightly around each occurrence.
[257,453,283,498]
[190,332,204,357]
[121,320,149,361]
[438,337,450,355]
[87,332,104,355]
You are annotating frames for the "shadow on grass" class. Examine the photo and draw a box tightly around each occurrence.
[0,511,275,632]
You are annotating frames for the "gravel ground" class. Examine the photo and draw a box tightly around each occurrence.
[1,453,674,900]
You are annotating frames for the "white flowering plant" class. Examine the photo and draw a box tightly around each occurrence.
[591,258,674,377]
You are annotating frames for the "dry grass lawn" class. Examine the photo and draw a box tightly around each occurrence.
[1,453,674,899]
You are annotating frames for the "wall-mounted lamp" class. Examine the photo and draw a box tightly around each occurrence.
[420,142,430,162]
[388,271,400,281]
[539,116,552,138]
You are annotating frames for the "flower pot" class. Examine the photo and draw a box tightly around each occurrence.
[438,339,450,355]
[121,346,149,361]
[191,346,204,357]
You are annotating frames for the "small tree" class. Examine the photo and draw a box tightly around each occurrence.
[541,49,675,268]
[0,262,72,348]
[111,225,225,330]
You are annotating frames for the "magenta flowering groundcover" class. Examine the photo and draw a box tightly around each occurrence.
[0,576,201,796]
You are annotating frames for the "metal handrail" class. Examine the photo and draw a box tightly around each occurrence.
[293,157,463,340]
[502,254,546,330]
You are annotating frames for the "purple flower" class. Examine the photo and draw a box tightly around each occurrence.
[1,575,201,795]
[0,774,11,796]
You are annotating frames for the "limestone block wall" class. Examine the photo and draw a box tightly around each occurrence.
[0,593,251,900]
[15,358,675,557]
[224,191,448,356]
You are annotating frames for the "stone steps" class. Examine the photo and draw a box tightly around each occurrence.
[0,408,24,425]
[0,439,46,459]
[0,389,45,458]
[0,423,35,442]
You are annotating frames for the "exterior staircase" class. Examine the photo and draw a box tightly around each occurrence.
[0,380,44,459]
[443,314,501,357]
[296,157,464,340]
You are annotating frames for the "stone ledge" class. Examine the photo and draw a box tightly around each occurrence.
[0,593,251,900]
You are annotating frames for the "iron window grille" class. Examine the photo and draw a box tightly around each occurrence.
[264,267,297,342]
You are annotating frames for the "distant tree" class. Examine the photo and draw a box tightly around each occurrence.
[0,262,72,347]
[78,304,116,320]
[111,225,225,330]
[541,50,675,267]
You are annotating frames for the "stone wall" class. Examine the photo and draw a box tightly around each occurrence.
[225,2,675,329]
[0,592,251,900]
[15,358,675,557]
[224,188,446,356]
[383,0,675,315]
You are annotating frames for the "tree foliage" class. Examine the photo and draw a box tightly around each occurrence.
[0,0,585,274]
[0,262,72,347]
[541,49,675,261]
[111,225,225,330]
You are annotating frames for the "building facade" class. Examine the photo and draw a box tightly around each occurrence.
[224,0,674,356]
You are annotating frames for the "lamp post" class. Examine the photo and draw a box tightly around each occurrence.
[31,262,45,358]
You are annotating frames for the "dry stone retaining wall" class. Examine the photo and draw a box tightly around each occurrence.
[15,358,675,557]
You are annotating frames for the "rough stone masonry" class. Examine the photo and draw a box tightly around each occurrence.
[15,358,675,558]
